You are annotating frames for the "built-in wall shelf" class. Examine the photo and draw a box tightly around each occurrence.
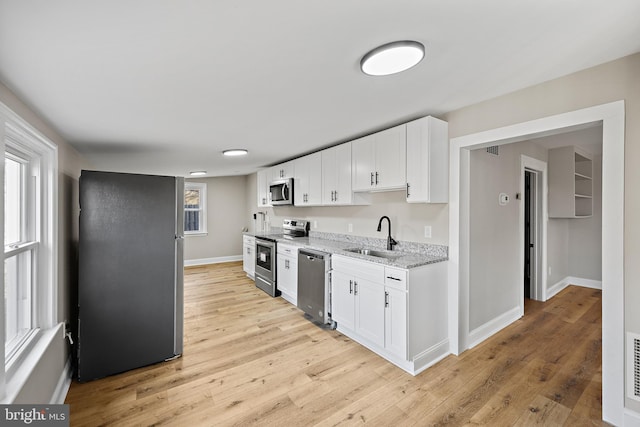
[549,146,593,218]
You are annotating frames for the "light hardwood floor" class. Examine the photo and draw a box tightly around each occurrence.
[66,261,606,426]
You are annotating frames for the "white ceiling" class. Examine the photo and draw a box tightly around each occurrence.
[0,1,638,177]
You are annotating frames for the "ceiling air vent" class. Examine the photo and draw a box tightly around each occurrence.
[486,146,499,156]
[628,332,640,401]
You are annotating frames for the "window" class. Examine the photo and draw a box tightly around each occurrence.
[184,182,206,235]
[1,102,57,386]
[4,153,35,361]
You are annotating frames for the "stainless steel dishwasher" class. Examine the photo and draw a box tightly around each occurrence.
[297,248,332,327]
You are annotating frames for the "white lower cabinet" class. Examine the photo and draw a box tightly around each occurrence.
[331,254,448,375]
[384,285,407,358]
[242,235,255,278]
[331,270,356,331]
[277,243,298,305]
[333,270,386,347]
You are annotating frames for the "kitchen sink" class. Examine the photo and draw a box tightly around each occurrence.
[344,248,403,259]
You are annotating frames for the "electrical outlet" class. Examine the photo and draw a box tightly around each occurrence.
[424,226,432,238]
[313,220,318,229]
[348,224,353,232]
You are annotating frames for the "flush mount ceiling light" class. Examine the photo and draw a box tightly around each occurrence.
[189,171,207,176]
[222,149,248,157]
[360,40,425,76]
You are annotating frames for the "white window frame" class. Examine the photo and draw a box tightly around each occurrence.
[184,182,207,236]
[1,101,58,401]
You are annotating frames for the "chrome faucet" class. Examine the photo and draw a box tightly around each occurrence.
[377,216,398,250]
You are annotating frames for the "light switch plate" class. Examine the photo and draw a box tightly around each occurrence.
[424,226,432,238]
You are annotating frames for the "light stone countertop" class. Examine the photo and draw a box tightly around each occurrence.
[245,230,448,269]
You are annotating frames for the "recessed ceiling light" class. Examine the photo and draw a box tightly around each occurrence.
[223,149,248,157]
[189,171,207,176]
[360,41,425,76]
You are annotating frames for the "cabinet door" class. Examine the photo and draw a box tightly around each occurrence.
[243,243,254,276]
[331,270,355,331]
[276,254,294,296]
[295,152,322,205]
[351,135,375,191]
[384,286,407,358]
[354,277,385,347]
[406,116,449,203]
[257,170,271,207]
[322,143,352,205]
[321,146,338,204]
[271,161,295,181]
[334,142,353,204]
[374,124,406,190]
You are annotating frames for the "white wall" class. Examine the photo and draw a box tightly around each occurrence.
[184,175,247,263]
[468,141,547,330]
[467,128,603,331]
[0,81,89,402]
[568,152,602,281]
[445,52,639,414]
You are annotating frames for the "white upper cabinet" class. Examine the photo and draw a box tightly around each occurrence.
[256,169,271,207]
[549,145,593,218]
[270,161,295,181]
[322,142,353,205]
[405,116,449,203]
[294,152,322,206]
[352,124,406,192]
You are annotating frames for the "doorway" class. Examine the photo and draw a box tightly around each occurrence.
[448,101,625,423]
[519,156,547,306]
[524,170,534,300]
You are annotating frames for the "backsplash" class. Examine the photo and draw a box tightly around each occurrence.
[309,231,448,258]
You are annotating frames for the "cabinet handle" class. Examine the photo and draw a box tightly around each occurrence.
[334,191,338,201]
[370,172,374,186]
[375,172,379,185]
[386,276,401,281]
[385,291,389,308]
[349,280,353,294]
[354,281,358,295]
[406,182,410,198]
[285,259,289,269]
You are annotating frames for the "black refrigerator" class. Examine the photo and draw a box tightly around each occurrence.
[77,170,184,382]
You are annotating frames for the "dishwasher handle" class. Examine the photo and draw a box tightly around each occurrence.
[299,248,329,261]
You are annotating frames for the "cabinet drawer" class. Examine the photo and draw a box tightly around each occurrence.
[277,243,298,257]
[332,255,384,283]
[243,235,255,245]
[384,267,407,290]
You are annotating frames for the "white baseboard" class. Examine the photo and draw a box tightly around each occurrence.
[624,408,640,427]
[468,306,522,350]
[50,356,72,404]
[547,276,603,299]
[413,339,450,375]
[184,255,242,267]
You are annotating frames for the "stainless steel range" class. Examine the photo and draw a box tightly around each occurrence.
[254,219,308,297]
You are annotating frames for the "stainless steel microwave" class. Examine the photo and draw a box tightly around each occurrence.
[269,178,294,206]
